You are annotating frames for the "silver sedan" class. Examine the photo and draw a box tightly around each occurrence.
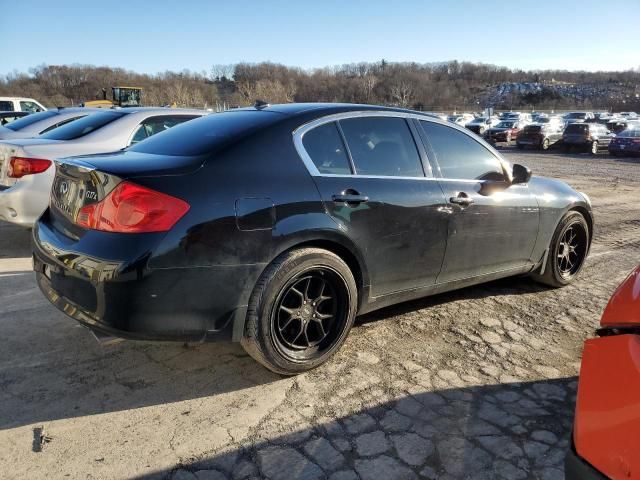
[0,107,104,140]
[0,107,206,226]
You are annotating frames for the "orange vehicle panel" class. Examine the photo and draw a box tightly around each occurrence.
[600,266,640,327]
[574,334,640,479]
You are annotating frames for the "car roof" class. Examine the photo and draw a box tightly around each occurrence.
[233,102,431,117]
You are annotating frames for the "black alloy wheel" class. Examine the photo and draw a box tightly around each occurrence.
[271,267,348,361]
[531,211,590,287]
[242,248,357,375]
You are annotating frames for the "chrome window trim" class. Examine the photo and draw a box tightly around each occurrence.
[292,110,513,182]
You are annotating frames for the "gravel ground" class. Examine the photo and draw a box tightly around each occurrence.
[0,148,639,480]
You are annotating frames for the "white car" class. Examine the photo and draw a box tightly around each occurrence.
[0,108,206,227]
[0,107,103,140]
[447,113,474,126]
[0,97,47,113]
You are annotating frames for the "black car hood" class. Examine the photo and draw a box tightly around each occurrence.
[59,150,205,178]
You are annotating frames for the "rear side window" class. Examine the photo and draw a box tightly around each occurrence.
[302,122,351,175]
[129,115,200,145]
[339,116,424,177]
[39,111,125,140]
[0,101,13,111]
[420,121,505,181]
[129,110,281,156]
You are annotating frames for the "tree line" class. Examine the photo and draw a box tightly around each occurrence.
[1,61,639,111]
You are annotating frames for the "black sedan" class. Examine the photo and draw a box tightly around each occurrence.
[33,103,593,374]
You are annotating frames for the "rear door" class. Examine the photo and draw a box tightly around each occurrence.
[417,119,539,283]
[296,113,449,296]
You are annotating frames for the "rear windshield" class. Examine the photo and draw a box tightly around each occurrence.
[496,121,516,128]
[566,113,587,119]
[39,111,125,140]
[565,123,589,134]
[5,110,58,131]
[619,129,640,138]
[524,125,542,133]
[128,110,282,156]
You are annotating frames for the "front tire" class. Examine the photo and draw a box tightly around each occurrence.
[541,138,550,151]
[531,211,590,288]
[590,141,598,155]
[241,248,357,375]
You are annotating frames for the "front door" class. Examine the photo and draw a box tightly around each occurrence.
[417,119,539,283]
[297,114,449,296]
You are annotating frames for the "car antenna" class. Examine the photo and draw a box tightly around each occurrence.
[254,99,270,110]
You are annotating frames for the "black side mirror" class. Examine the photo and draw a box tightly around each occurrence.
[512,163,532,184]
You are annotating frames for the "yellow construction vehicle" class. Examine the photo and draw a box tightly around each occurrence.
[82,86,143,108]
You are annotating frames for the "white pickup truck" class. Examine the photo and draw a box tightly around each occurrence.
[0,97,47,113]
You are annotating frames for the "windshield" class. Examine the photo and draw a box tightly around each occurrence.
[5,110,58,131]
[129,110,282,156]
[40,111,125,140]
[496,121,516,128]
[470,118,486,123]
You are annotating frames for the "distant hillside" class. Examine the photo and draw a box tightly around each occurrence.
[1,61,638,111]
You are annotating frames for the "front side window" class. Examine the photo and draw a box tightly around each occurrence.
[339,116,424,177]
[420,121,505,181]
[302,122,351,175]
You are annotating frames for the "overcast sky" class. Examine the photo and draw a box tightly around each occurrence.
[2,0,639,76]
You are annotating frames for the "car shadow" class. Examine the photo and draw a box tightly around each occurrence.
[0,269,553,432]
[132,377,577,480]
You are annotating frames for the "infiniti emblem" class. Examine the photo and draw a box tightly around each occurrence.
[59,181,69,196]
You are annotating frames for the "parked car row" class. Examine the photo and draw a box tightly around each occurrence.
[443,109,640,155]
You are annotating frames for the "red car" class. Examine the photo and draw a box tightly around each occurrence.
[566,265,640,479]
[485,120,524,143]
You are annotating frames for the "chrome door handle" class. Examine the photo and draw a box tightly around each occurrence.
[332,194,369,204]
[449,194,474,206]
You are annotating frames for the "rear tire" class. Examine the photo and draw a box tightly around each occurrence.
[562,144,571,153]
[241,248,357,375]
[530,211,590,288]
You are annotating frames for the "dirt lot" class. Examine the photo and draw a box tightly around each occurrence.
[1,148,639,480]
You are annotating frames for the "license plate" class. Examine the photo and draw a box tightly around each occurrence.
[620,145,625,149]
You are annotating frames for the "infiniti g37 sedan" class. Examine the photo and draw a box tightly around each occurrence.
[33,103,593,374]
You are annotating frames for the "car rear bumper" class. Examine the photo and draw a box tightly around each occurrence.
[609,144,640,154]
[33,215,264,342]
[0,173,51,227]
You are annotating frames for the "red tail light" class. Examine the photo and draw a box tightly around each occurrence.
[8,156,52,178]
[76,181,190,233]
